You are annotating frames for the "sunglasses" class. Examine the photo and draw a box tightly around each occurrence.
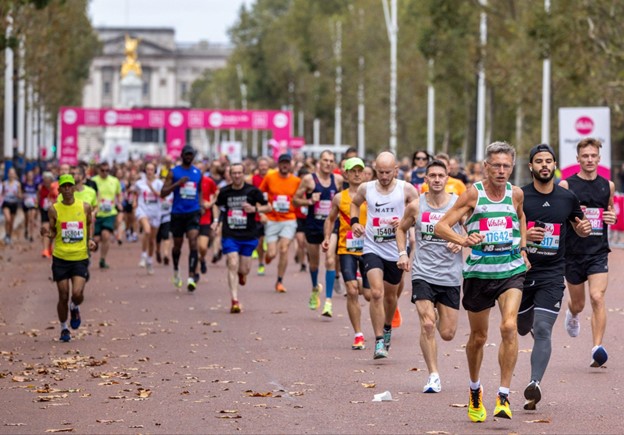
[414,156,428,161]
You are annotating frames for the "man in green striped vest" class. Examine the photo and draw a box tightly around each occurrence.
[435,142,529,423]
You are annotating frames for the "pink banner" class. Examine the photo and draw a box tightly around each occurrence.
[59,107,296,163]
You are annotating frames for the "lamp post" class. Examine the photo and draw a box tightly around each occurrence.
[382,0,397,155]
[476,0,487,161]
[541,0,551,145]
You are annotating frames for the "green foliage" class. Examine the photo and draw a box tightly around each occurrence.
[194,0,624,162]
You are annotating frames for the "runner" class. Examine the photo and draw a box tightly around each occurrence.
[294,150,343,317]
[1,168,22,245]
[40,174,97,343]
[518,143,591,410]
[21,170,39,242]
[37,172,58,258]
[198,169,219,275]
[350,151,419,359]
[250,157,270,275]
[160,144,203,291]
[396,160,464,393]
[134,162,164,275]
[214,163,269,313]
[259,153,301,293]
[434,141,529,422]
[559,138,617,368]
[323,157,371,348]
[58,166,98,217]
[156,191,174,266]
[91,161,123,269]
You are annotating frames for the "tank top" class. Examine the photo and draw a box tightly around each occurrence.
[463,181,526,279]
[22,182,38,208]
[337,189,367,256]
[413,193,463,286]
[564,174,611,255]
[363,180,406,261]
[171,165,202,214]
[2,180,19,203]
[53,199,89,261]
[305,173,338,233]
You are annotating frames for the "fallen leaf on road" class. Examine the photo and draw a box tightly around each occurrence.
[524,418,550,424]
[450,403,467,408]
[217,415,242,419]
[4,423,26,426]
[350,401,365,404]
[137,389,152,398]
[219,410,239,414]
[129,425,144,428]
[246,390,273,397]
[408,367,421,371]
[361,383,376,388]
[96,419,124,424]
[252,359,269,363]
[108,395,126,400]
[293,405,303,409]
[353,369,365,373]
[289,391,304,396]
[12,376,29,382]
[426,431,450,434]
[45,429,73,433]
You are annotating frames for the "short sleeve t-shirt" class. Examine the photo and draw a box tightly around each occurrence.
[92,175,121,217]
[259,171,301,222]
[200,176,219,225]
[216,183,267,239]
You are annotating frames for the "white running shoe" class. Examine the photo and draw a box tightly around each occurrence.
[146,262,154,275]
[565,309,580,337]
[423,374,441,393]
[139,258,146,268]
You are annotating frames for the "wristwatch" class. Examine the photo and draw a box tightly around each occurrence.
[520,247,528,253]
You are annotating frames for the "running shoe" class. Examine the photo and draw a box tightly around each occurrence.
[494,393,512,419]
[41,249,51,258]
[468,386,486,422]
[238,272,247,286]
[230,300,241,313]
[373,339,388,359]
[163,257,169,266]
[523,380,541,410]
[172,273,183,288]
[352,335,365,350]
[211,250,223,264]
[334,276,344,295]
[392,306,402,328]
[423,374,442,393]
[146,263,154,275]
[200,260,207,274]
[60,328,71,343]
[187,277,197,292]
[139,258,146,268]
[156,252,162,263]
[99,259,110,269]
[252,249,258,259]
[383,328,392,351]
[321,300,333,317]
[565,309,580,337]
[70,306,81,330]
[257,265,266,276]
[265,255,273,265]
[300,264,306,272]
[275,282,287,293]
[308,287,321,310]
[591,345,608,367]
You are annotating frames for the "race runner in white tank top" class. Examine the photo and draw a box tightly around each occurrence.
[363,179,406,262]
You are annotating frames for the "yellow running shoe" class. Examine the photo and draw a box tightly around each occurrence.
[468,386,487,423]
[321,299,333,317]
[494,393,512,419]
[308,285,321,310]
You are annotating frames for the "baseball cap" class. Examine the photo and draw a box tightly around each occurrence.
[278,153,292,163]
[529,143,556,163]
[58,174,75,186]
[344,157,365,171]
[181,144,196,155]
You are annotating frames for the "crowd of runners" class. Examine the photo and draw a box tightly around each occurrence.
[0,137,617,422]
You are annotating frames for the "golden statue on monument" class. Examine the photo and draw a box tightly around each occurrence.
[121,34,142,78]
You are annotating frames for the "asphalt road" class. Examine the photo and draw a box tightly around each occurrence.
[1,236,624,434]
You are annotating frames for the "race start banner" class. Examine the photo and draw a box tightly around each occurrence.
[558,107,611,180]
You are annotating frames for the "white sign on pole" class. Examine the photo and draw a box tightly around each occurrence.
[558,107,611,179]
[219,141,242,164]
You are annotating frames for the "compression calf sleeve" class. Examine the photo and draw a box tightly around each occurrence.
[530,309,558,382]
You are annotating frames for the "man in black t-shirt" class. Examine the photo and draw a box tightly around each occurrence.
[214,163,269,313]
[519,144,591,411]
[559,138,617,369]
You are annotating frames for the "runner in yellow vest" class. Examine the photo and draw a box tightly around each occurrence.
[41,174,97,343]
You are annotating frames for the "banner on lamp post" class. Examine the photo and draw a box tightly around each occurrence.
[558,107,611,180]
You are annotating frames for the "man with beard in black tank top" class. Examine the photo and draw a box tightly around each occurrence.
[559,138,616,368]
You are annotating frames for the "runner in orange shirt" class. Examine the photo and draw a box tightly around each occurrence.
[259,154,301,293]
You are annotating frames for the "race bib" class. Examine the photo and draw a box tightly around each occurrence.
[144,190,159,204]
[100,198,113,213]
[527,221,561,255]
[345,230,364,252]
[273,195,291,213]
[24,196,36,208]
[372,216,398,242]
[313,199,331,220]
[582,206,604,236]
[227,209,248,229]
[161,199,172,212]
[61,221,84,244]
[479,216,513,253]
[180,182,197,200]
[420,211,445,243]
[43,197,52,211]
[300,206,308,216]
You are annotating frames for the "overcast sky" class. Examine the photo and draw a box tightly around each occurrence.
[88,0,254,44]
